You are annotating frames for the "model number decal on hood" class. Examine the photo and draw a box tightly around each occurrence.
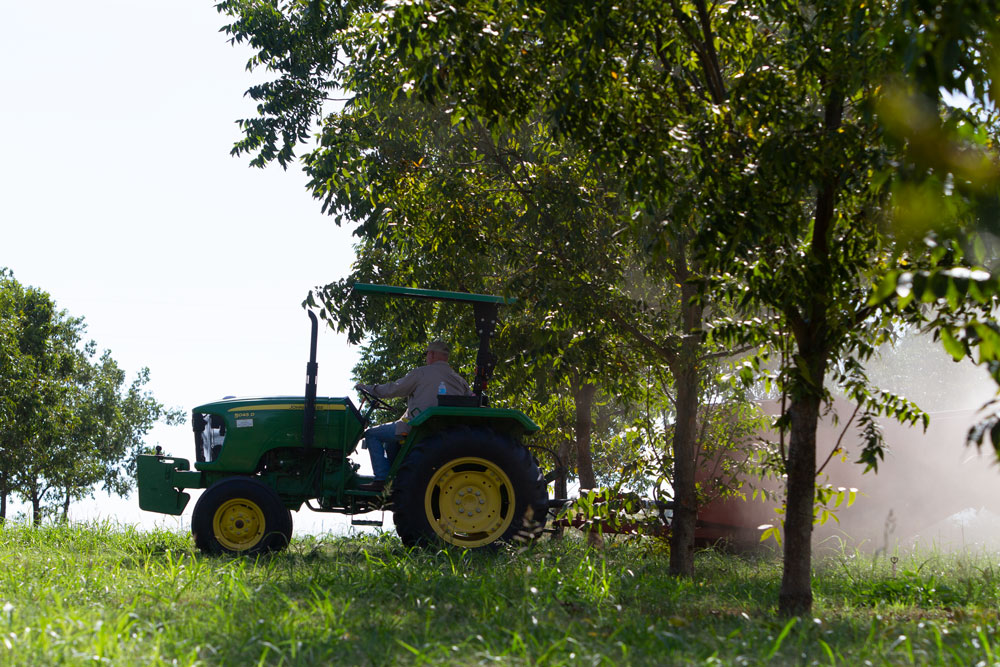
[236,418,254,428]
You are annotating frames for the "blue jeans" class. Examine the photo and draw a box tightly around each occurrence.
[365,422,403,480]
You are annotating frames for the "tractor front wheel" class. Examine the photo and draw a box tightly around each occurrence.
[192,477,293,555]
[392,427,547,548]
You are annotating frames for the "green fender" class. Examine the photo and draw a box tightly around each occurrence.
[386,406,539,480]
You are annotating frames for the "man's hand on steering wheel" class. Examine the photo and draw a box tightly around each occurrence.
[355,383,392,412]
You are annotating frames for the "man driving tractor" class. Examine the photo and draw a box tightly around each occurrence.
[355,339,472,491]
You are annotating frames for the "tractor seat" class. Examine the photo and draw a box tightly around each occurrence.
[438,394,485,408]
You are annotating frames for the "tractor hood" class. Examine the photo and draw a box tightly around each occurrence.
[191,396,364,473]
[195,396,314,414]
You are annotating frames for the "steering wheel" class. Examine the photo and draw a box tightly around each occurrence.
[356,384,393,413]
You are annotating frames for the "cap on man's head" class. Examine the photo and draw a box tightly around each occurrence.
[427,339,450,355]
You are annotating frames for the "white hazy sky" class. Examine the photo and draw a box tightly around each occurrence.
[1,2,370,534]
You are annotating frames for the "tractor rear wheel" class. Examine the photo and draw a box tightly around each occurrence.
[391,427,548,548]
[192,477,293,555]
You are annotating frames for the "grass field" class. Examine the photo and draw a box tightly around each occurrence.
[2,522,1000,665]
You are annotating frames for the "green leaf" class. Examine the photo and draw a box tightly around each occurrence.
[869,271,900,305]
[940,327,965,361]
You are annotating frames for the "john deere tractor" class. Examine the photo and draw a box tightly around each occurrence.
[137,284,548,554]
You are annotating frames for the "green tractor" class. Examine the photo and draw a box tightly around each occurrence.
[137,284,549,554]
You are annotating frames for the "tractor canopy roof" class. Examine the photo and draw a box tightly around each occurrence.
[350,283,510,399]
[352,282,514,305]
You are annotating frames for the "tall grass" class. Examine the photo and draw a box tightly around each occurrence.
[1,521,1000,665]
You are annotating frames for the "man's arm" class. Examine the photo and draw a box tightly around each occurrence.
[359,367,423,400]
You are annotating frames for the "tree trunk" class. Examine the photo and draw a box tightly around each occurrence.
[779,392,821,616]
[29,480,50,527]
[0,473,6,524]
[572,378,601,547]
[668,274,704,578]
[62,487,71,522]
[573,381,597,492]
[554,438,571,501]
[778,85,844,617]
[778,320,828,616]
[668,358,700,577]
[32,492,42,527]
[551,438,572,539]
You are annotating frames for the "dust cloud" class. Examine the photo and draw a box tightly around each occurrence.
[707,333,1000,552]
[817,335,1000,550]
[825,334,1000,552]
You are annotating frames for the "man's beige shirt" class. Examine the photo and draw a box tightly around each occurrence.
[363,361,472,430]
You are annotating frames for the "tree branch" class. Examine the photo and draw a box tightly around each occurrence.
[697,344,756,363]
[667,0,726,105]
[608,307,681,365]
[694,0,727,104]
[817,401,860,476]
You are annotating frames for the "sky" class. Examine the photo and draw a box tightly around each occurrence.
[1,2,370,534]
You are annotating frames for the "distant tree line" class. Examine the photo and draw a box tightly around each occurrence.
[216,0,999,616]
[0,269,181,525]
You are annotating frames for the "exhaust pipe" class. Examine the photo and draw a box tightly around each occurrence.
[303,310,319,447]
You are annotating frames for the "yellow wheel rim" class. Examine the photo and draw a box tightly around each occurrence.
[213,498,266,551]
[424,456,515,548]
